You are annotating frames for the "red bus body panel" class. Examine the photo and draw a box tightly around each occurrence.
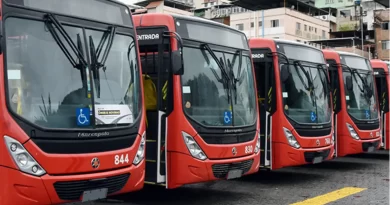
[322,50,381,156]
[249,38,334,170]
[134,13,260,189]
[370,59,390,150]
[0,1,146,203]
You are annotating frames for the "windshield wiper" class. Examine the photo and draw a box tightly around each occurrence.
[228,50,243,104]
[89,26,117,98]
[44,13,88,90]
[200,44,232,102]
[316,64,332,92]
[334,63,372,105]
[293,61,315,91]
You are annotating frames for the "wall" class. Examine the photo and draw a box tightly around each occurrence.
[229,8,330,42]
[375,9,390,61]
[315,0,370,9]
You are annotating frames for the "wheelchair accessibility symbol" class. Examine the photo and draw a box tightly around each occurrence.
[310,111,317,122]
[76,108,90,126]
[223,111,232,125]
[365,110,370,119]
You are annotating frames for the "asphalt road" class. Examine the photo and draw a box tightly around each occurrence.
[73,150,389,205]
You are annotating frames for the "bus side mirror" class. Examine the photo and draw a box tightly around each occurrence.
[346,76,353,90]
[172,50,183,75]
[280,65,290,82]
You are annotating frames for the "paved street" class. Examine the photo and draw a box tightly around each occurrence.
[73,150,389,205]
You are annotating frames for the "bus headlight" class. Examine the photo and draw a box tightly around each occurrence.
[254,133,261,154]
[4,136,46,176]
[182,132,207,160]
[346,123,360,140]
[133,132,146,165]
[283,127,301,149]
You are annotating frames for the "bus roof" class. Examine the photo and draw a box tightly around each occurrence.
[134,13,249,50]
[133,13,246,36]
[249,38,321,51]
[371,59,390,72]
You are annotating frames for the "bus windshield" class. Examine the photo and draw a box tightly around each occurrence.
[5,17,141,129]
[341,55,378,120]
[181,47,257,127]
[279,44,331,124]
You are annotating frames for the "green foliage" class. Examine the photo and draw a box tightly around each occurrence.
[338,23,355,31]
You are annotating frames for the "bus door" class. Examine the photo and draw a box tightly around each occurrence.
[137,27,172,186]
[373,68,389,148]
[327,59,341,157]
[252,48,276,169]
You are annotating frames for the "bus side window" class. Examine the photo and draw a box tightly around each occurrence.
[326,59,341,114]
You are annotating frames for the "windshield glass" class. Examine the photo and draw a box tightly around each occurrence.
[341,55,378,120]
[278,44,331,124]
[5,17,141,129]
[181,47,257,127]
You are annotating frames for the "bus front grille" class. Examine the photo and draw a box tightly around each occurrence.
[211,159,254,179]
[53,173,130,201]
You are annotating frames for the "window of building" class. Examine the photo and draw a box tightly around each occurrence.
[382,22,389,30]
[251,22,254,28]
[322,30,326,38]
[271,19,279,27]
[304,24,307,31]
[382,40,390,50]
[296,22,301,30]
[259,21,262,27]
[296,39,301,42]
[315,28,317,33]
[340,10,351,17]
[236,23,244,31]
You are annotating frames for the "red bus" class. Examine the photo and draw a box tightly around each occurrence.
[133,13,260,188]
[0,0,145,204]
[371,60,389,150]
[249,38,334,170]
[323,50,381,157]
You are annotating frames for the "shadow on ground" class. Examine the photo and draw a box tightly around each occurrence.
[238,169,326,185]
[347,150,389,160]
[109,185,249,205]
[299,158,376,171]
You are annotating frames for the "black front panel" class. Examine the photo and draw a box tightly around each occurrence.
[354,119,380,130]
[293,123,332,137]
[53,173,130,200]
[32,134,137,154]
[201,130,256,144]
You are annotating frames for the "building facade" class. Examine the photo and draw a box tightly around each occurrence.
[374,9,390,61]
[230,7,331,43]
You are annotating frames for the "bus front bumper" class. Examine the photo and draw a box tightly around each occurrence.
[168,151,260,189]
[337,136,381,157]
[273,143,334,170]
[0,160,145,205]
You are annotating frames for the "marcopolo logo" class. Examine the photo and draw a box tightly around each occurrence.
[137,34,160,41]
[78,132,110,138]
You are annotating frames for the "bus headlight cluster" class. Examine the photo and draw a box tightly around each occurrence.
[182,132,207,160]
[346,123,360,140]
[254,133,261,154]
[283,127,301,149]
[4,136,46,176]
[133,132,146,165]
